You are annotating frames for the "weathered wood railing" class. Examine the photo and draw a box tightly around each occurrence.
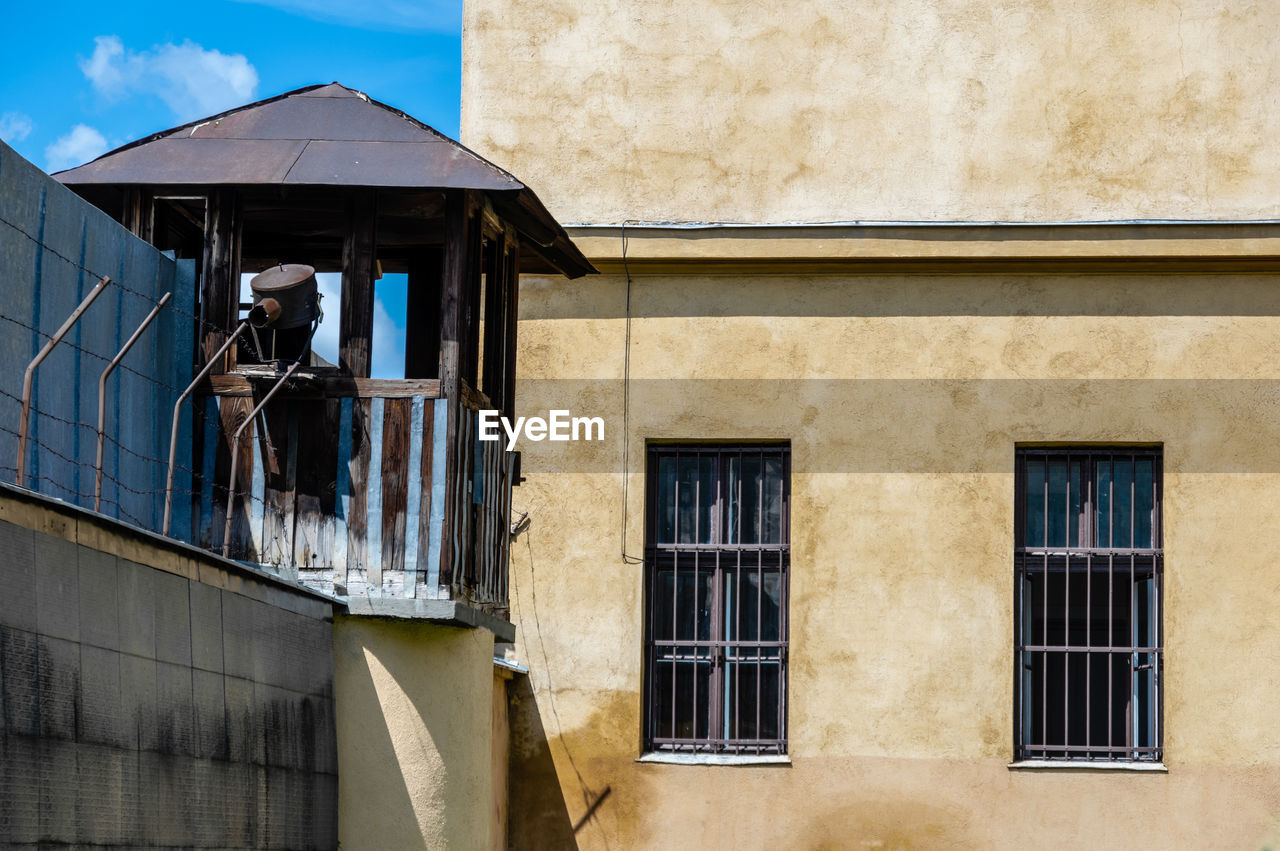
[193,371,512,611]
[446,390,514,610]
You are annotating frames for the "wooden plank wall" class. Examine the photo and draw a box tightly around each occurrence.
[0,140,198,536]
[213,393,475,600]
[441,401,514,608]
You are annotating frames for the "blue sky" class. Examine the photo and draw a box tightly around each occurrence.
[0,0,465,377]
[0,0,464,171]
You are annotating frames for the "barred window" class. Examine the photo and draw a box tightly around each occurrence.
[1015,447,1163,763]
[643,444,790,755]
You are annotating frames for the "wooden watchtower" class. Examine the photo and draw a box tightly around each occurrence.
[56,83,594,615]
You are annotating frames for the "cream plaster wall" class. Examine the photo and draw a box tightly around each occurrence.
[463,0,1280,224]
[505,270,1280,848]
[492,672,512,851]
[333,616,498,850]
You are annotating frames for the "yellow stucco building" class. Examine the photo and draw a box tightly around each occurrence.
[462,1,1280,847]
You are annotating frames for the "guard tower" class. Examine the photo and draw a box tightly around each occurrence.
[56,83,594,615]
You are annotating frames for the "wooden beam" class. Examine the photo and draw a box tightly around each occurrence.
[439,191,472,397]
[438,190,476,593]
[200,189,242,366]
[122,187,155,244]
[459,383,490,412]
[503,231,520,418]
[340,191,378,377]
[345,399,373,593]
[481,230,505,404]
[405,246,443,379]
[380,398,412,579]
[206,373,442,399]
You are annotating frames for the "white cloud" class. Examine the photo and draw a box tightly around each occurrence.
[370,287,406,380]
[80,35,259,122]
[45,124,109,172]
[313,273,406,378]
[232,0,461,33]
[0,112,34,143]
[310,273,342,366]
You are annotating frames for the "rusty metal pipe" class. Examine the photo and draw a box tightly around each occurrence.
[248,297,281,328]
[162,320,250,535]
[94,292,172,512]
[16,276,112,487]
[221,359,303,557]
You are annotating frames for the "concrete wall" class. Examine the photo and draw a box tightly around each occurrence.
[333,615,500,850]
[0,140,197,537]
[501,267,1280,848]
[0,484,338,849]
[463,0,1280,224]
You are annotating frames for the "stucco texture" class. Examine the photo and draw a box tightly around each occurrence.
[333,616,499,850]
[504,270,1280,848]
[463,0,1280,224]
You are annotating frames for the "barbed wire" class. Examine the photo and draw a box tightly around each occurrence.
[0,422,270,536]
[0,208,223,337]
[0,384,202,475]
[0,309,188,395]
[0,399,273,514]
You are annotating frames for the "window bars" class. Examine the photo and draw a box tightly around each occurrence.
[1014,447,1163,762]
[644,444,790,755]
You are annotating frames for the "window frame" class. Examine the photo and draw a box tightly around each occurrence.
[642,442,791,757]
[1013,445,1164,764]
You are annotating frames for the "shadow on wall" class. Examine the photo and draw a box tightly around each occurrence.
[511,378,1280,475]
[522,273,1280,320]
[333,632,422,847]
[334,616,493,849]
[508,673,578,849]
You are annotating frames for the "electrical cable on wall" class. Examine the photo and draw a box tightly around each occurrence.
[619,221,643,564]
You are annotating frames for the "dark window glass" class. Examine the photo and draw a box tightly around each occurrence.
[1016,447,1163,763]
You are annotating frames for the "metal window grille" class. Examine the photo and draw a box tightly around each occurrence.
[1014,447,1163,762]
[643,444,790,755]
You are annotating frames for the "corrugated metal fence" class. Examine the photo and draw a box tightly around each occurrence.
[0,140,197,538]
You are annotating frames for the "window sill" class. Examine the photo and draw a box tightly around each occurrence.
[1008,760,1167,773]
[637,753,791,767]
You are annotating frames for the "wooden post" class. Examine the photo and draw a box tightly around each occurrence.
[481,230,506,405]
[199,189,250,557]
[123,187,155,244]
[405,246,443,379]
[340,191,378,377]
[200,189,242,366]
[345,399,373,594]
[380,398,412,581]
[502,232,521,418]
[439,192,472,411]
[438,190,475,593]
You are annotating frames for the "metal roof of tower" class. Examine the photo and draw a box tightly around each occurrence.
[54,82,594,277]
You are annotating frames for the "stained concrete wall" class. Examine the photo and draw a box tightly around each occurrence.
[502,267,1280,849]
[462,0,1280,224]
[0,484,338,848]
[333,614,499,850]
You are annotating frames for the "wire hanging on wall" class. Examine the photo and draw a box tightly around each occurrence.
[620,221,643,565]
